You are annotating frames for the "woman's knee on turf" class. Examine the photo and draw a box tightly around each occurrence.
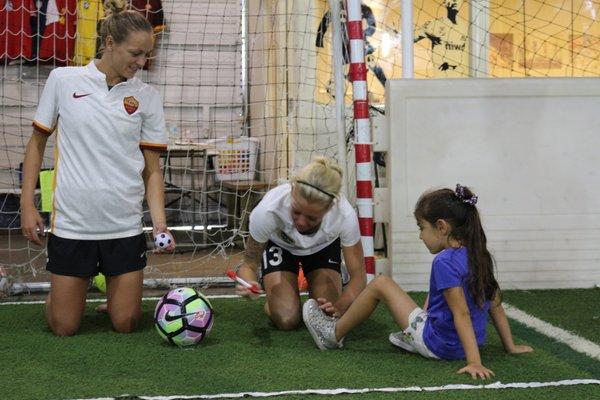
[45,302,82,336]
[47,315,81,337]
[271,314,300,330]
[111,311,141,333]
[269,309,301,330]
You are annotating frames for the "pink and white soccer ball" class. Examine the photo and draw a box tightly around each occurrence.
[154,232,173,249]
[154,287,214,347]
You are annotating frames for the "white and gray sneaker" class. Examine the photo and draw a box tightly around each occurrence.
[388,331,414,352]
[302,298,343,350]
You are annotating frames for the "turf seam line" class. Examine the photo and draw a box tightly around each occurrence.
[68,379,600,399]
[503,302,600,361]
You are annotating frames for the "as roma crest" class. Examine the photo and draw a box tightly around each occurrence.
[123,96,139,115]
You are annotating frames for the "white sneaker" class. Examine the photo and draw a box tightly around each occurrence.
[389,331,414,352]
[302,299,343,350]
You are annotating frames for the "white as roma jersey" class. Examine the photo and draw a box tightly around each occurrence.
[33,61,168,239]
[249,184,361,256]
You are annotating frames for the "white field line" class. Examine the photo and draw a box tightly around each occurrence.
[0,294,244,306]
[0,291,308,306]
[69,379,600,400]
[503,302,600,361]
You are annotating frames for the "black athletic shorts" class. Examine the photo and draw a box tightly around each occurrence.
[46,233,148,277]
[260,238,341,277]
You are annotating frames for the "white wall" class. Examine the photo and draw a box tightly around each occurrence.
[386,78,600,290]
[142,0,244,141]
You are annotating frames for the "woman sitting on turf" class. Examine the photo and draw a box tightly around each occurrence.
[235,156,366,330]
[303,185,533,378]
[20,1,174,336]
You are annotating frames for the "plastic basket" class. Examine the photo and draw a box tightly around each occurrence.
[212,137,259,181]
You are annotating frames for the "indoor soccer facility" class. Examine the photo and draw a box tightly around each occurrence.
[1,1,599,399]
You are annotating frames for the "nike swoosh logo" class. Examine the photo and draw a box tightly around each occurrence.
[164,311,201,322]
[73,92,91,98]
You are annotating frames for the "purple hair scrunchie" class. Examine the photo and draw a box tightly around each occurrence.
[455,184,478,205]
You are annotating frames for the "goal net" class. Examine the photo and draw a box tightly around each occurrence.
[1,0,600,294]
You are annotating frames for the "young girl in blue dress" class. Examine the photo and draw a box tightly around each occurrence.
[303,184,533,379]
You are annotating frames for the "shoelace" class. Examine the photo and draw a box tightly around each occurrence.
[309,305,337,341]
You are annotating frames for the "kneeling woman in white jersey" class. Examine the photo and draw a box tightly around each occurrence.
[20,1,174,336]
[236,157,366,330]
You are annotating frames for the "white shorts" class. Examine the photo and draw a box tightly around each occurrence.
[388,307,440,359]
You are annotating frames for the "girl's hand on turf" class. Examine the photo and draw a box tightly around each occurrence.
[457,363,495,379]
[316,297,340,318]
[507,344,533,354]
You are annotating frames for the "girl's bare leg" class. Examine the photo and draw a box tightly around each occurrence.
[335,275,418,340]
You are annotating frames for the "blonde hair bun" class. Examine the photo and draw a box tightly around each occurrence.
[293,156,343,205]
[98,1,152,48]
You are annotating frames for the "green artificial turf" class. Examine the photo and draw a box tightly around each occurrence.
[502,288,600,344]
[0,289,598,400]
